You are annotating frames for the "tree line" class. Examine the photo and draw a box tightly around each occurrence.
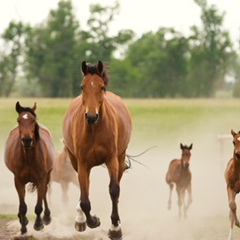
[0,0,239,98]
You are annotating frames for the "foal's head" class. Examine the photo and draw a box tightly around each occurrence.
[80,60,109,125]
[180,143,193,168]
[231,129,240,160]
[16,101,39,148]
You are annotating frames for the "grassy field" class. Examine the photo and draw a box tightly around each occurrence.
[1,97,240,239]
[1,97,240,150]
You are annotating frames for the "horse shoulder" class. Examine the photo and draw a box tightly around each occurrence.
[105,92,132,142]
[62,96,83,153]
[225,158,240,186]
[38,124,55,169]
[4,127,21,171]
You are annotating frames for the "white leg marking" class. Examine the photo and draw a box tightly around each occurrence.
[110,224,121,231]
[75,202,86,223]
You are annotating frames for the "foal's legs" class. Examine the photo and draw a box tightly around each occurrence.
[176,186,184,218]
[167,182,174,210]
[15,177,28,234]
[227,186,240,240]
[183,184,192,218]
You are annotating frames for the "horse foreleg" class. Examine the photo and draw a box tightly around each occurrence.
[77,164,100,231]
[107,158,122,240]
[34,181,47,231]
[15,177,28,234]
[176,186,183,219]
[227,186,239,240]
[183,184,192,218]
[167,182,174,210]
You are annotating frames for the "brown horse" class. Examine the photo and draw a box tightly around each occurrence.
[225,130,240,240]
[165,143,193,219]
[4,102,55,235]
[62,61,132,240]
[50,143,78,205]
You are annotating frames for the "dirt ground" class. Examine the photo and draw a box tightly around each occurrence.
[0,135,239,240]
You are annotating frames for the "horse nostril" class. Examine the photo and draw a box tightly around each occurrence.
[85,113,99,125]
[22,138,33,148]
[236,153,240,159]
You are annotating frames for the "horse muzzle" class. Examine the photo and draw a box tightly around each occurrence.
[235,152,240,160]
[85,113,99,125]
[21,137,33,148]
[184,162,189,168]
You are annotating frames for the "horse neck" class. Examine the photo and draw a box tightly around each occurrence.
[233,155,240,169]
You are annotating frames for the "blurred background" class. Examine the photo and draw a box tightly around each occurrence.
[0,0,240,99]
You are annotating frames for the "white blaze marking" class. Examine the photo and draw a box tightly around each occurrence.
[23,114,28,119]
[91,81,95,87]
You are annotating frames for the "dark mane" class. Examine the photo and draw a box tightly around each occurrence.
[19,107,37,117]
[85,63,110,86]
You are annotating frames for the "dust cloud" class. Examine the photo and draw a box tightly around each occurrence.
[0,122,236,240]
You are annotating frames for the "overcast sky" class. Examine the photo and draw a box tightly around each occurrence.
[0,0,239,48]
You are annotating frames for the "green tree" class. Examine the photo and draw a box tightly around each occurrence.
[0,21,28,97]
[79,1,134,64]
[124,28,189,97]
[187,0,235,97]
[25,0,80,97]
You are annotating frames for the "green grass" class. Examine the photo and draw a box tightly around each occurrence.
[1,97,240,150]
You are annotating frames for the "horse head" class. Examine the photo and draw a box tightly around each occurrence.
[15,101,39,148]
[180,143,193,168]
[80,61,109,125]
[231,129,240,160]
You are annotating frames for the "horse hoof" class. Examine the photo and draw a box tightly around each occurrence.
[75,221,86,232]
[87,216,101,229]
[108,228,122,240]
[20,227,27,235]
[34,221,44,231]
[43,215,51,225]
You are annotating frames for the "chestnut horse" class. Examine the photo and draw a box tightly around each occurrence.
[50,143,78,205]
[4,102,55,235]
[225,130,240,240]
[165,143,193,219]
[62,61,132,240]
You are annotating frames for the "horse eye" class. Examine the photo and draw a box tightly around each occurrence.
[101,86,106,91]
[80,85,84,91]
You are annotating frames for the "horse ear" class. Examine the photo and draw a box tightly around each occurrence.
[32,102,37,112]
[15,101,22,113]
[231,129,237,137]
[97,60,104,75]
[82,61,87,75]
[180,143,183,149]
[189,143,193,150]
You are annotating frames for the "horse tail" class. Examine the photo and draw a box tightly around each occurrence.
[125,146,156,171]
[27,183,37,192]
